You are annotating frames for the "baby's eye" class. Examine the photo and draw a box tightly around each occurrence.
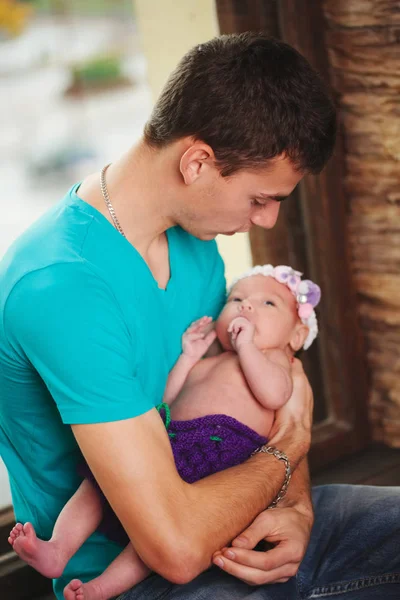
[231,297,242,302]
[264,300,275,307]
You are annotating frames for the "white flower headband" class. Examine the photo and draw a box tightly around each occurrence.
[229,264,321,350]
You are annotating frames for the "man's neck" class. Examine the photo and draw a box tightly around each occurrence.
[77,140,177,258]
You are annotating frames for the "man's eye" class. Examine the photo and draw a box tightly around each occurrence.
[264,300,275,307]
[251,198,264,207]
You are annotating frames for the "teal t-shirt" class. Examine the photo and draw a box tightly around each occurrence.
[0,184,226,598]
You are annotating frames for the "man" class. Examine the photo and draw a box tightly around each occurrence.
[1,33,399,600]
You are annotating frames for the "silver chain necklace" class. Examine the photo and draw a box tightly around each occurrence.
[100,164,126,238]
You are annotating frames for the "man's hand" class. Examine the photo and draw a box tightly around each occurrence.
[182,316,216,360]
[212,504,313,585]
[228,316,255,350]
[212,360,314,585]
[267,358,313,467]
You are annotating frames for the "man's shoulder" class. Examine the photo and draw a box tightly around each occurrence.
[0,185,95,310]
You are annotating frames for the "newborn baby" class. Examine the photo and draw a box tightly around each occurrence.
[9,264,321,600]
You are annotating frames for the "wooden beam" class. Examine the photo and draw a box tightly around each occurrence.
[216,0,371,470]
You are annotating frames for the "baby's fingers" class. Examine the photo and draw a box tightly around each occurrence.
[186,333,205,341]
[228,322,238,334]
[188,316,212,333]
[204,330,217,345]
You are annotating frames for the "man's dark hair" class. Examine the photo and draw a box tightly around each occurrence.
[144,33,336,176]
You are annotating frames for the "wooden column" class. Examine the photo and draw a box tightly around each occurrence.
[322,0,400,446]
[216,0,371,470]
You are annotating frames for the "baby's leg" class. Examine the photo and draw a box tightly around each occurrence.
[9,479,103,578]
[63,542,150,600]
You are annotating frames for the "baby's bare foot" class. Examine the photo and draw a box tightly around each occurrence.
[64,579,85,600]
[8,522,24,546]
[64,579,106,600]
[8,522,65,578]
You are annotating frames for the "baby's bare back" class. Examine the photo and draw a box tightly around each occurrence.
[169,351,274,438]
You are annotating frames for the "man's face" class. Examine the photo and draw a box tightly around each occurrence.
[178,154,304,240]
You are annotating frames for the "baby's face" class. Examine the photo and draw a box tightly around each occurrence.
[215,275,300,351]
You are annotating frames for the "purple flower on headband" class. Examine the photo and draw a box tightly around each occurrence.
[297,280,321,308]
[274,266,301,292]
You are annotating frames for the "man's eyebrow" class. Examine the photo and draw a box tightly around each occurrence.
[257,192,289,203]
[271,195,289,203]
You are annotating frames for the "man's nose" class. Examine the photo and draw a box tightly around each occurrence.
[239,299,253,312]
[251,202,281,229]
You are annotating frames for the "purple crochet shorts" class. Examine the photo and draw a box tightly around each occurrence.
[78,408,267,547]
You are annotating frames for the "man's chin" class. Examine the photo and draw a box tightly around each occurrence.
[194,231,218,241]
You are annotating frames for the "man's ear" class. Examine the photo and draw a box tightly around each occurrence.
[179,142,214,185]
[289,323,309,352]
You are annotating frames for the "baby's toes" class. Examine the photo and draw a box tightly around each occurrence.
[10,524,23,539]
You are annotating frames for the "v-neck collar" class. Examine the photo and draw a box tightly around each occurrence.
[68,183,176,297]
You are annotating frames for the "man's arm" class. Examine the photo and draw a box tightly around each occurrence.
[281,457,313,517]
[72,359,312,585]
[212,459,313,584]
[211,369,315,585]
[8,267,311,586]
[72,411,308,584]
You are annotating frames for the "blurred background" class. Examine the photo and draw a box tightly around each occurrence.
[0,1,399,598]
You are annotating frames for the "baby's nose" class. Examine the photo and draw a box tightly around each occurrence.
[240,299,253,312]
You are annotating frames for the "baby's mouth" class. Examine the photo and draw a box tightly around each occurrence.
[237,313,252,322]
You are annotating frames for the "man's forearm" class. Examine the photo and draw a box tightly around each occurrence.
[145,431,309,582]
[130,447,305,583]
[188,450,300,558]
[75,360,312,584]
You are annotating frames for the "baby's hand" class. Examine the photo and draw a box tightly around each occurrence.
[228,316,255,350]
[182,316,217,360]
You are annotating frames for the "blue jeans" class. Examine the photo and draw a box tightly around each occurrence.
[117,485,400,599]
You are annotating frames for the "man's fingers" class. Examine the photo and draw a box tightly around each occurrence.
[222,542,301,572]
[213,553,299,586]
[231,512,269,549]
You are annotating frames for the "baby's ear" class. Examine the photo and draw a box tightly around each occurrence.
[289,323,309,352]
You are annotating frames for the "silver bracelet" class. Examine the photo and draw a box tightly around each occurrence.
[251,445,292,508]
